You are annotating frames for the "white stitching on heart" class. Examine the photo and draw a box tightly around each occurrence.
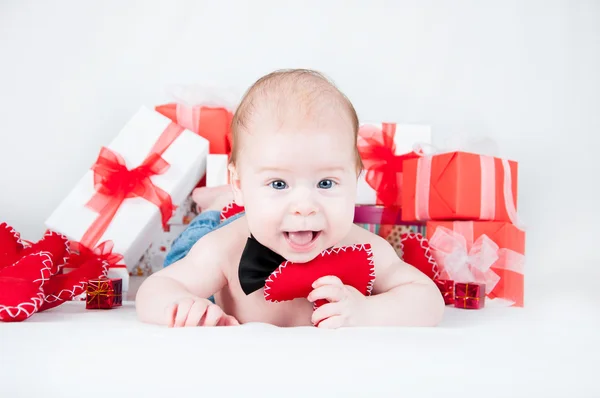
[399,232,440,279]
[0,291,44,320]
[41,230,71,273]
[31,252,53,287]
[220,202,239,222]
[0,252,52,320]
[264,244,376,302]
[1,222,25,249]
[43,258,109,303]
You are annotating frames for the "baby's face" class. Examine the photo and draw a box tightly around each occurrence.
[232,117,358,262]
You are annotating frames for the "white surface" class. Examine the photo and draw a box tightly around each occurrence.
[0,1,599,279]
[1,273,599,398]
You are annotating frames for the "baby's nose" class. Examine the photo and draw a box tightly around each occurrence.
[290,193,318,216]
[292,202,318,217]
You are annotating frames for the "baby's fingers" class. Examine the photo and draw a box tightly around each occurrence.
[201,304,225,327]
[185,300,208,327]
[173,298,195,327]
[307,284,345,303]
[311,302,342,326]
[312,275,343,288]
[218,314,240,327]
[165,303,177,328]
[317,315,344,329]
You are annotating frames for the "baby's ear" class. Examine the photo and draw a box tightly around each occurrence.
[228,163,244,207]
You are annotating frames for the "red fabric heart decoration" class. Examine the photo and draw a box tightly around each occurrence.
[0,223,70,273]
[0,252,53,322]
[39,241,115,312]
[264,244,375,309]
[399,232,440,280]
[0,222,26,269]
[0,222,115,317]
[20,230,70,274]
[220,202,245,222]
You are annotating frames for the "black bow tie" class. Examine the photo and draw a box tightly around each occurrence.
[238,236,286,296]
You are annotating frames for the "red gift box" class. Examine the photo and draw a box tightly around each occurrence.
[401,151,519,223]
[434,279,454,305]
[155,104,233,155]
[454,282,485,309]
[86,278,122,309]
[426,221,525,307]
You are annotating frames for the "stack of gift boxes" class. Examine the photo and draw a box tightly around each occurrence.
[44,101,233,302]
[354,122,526,309]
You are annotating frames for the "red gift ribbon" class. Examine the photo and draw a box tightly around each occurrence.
[428,222,525,299]
[357,123,420,208]
[79,122,184,252]
[69,240,125,270]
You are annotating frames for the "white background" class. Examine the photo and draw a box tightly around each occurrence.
[1,0,599,285]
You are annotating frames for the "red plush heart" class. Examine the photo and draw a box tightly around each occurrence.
[264,244,375,309]
[220,202,245,222]
[39,246,110,312]
[20,230,70,275]
[0,222,25,269]
[0,252,53,322]
[399,232,440,280]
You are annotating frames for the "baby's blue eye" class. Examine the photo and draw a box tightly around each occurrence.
[318,179,335,189]
[270,180,287,190]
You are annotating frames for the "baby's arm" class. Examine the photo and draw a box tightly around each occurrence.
[309,233,445,328]
[135,234,236,327]
[363,237,445,326]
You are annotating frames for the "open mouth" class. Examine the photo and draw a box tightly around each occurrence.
[283,231,321,252]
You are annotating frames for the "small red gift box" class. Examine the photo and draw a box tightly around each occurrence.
[454,282,485,309]
[402,151,519,223]
[86,278,123,309]
[434,279,454,305]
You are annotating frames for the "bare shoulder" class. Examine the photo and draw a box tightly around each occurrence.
[194,216,248,257]
[195,216,249,274]
[339,224,400,268]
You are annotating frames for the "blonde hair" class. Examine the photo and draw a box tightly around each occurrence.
[229,69,363,173]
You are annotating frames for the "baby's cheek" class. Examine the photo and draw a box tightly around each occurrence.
[325,197,355,226]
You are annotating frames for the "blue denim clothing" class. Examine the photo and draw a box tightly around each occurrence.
[163,210,245,303]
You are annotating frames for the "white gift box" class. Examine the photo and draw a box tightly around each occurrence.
[206,154,229,187]
[356,123,431,205]
[45,107,209,290]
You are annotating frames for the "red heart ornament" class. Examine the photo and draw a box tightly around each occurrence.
[21,230,70,275]
[0,252,53,322]
[264,244,375,309]
[399,232,440,280]
[0,222,25,269]
[39,250,110,312]
[220,202,245,222]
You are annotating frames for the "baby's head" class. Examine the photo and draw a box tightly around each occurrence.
[229,69,362,262]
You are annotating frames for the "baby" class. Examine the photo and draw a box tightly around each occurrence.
[136,69,445,328]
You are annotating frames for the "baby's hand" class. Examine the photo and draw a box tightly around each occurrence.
[307,276,369,329]
[165,297,239,327]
